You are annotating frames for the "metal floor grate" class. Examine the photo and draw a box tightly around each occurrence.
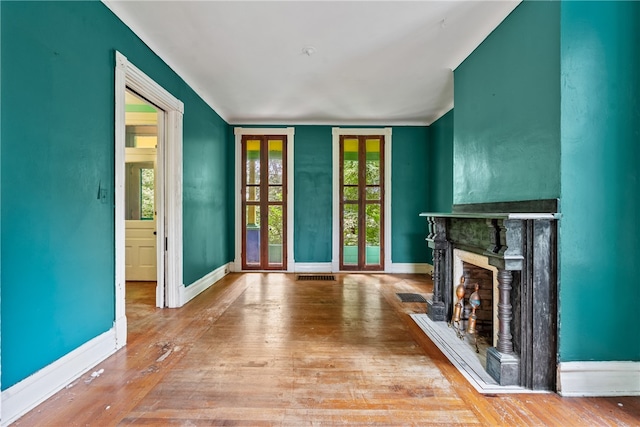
[297,275,336,281]
[396,293,427,303]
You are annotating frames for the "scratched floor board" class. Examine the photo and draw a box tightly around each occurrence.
[12,273,640,426]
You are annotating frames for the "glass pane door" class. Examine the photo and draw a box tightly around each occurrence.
[339,135,384,270]
[242,135,287,270]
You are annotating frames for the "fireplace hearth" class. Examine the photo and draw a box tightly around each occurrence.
[420,199,559,391]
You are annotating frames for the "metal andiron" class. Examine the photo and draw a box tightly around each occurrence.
[449,276,480,353]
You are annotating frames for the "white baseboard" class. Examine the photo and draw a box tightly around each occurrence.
[179,262,231,306]
[229,260,242,273]
[386,263,432,274]
[294,262,333,273]
[426,263,434,275]
[114,315,127,350]
[1,328,118,426]
[295,262,433,274]
[230,261,433,275]
[558,361,640,396]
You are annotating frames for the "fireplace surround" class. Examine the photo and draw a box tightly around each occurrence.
[420,200,559,391]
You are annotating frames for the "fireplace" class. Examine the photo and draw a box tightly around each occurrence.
[420,200,559,391]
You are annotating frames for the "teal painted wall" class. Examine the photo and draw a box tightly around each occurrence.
[182,100,232,285]
[391,127,430,263]
[453,0,640,363]
[293,126,333,262]
[559,1,640,361]
[1,1,231,389]
[424,110,454,266]
[453,1,561,204]
[428,110,454,213]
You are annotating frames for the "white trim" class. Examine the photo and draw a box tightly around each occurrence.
[294,263,333,273]
[179,263,231,306]
[1,328,118,427]
[164,109,183,308]
[229,260,241,273]
[155,112,166,308]
[114,52,128,348]
[115,51,184,315]
[287,129,295,271]
[557,361,640,397]
[383,129,392,270]
[233,127,295,272]
[385,263,432,274]
[331,127,392,272]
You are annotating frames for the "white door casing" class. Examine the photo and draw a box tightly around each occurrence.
[115,51,184,349]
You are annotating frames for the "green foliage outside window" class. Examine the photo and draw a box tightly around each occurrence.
[268,155,284,245]
[343,158,380,246]
[140,168,154,220]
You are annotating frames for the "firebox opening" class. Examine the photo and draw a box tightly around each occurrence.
[452,249,499,350]
[460,262,493,344]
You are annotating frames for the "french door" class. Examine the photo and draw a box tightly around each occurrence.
[241,135,287,270]
[339,135,385,271]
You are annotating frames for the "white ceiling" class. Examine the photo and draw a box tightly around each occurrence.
[104,1,520,126]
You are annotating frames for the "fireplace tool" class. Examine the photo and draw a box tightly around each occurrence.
[449,276,480,353]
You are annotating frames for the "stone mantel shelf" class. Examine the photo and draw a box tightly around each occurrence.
[419,212,560,220]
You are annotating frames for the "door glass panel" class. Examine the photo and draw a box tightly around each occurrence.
[344,186,358,201]
[365,186,380,200]
[246,186,260,201]
[125,161,154,220]
[246,139,261,185]
[343,203,358,265]
[268,187,282,201]
[140,168,155,220]
[365,204,381,265]
[343,138,359,185]
[268,205,283,265]
[268,139,283,184]
[365,138,380,185]
[245,205,260,265]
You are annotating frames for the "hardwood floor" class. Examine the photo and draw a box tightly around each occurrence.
[12,273,640,426]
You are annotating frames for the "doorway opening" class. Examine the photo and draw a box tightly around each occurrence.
[124,89,161,311]
[241,134,287,270]
[339,135,385,271]
[234,128,294,272]
[332,128,392,272]
[115,51,184,348]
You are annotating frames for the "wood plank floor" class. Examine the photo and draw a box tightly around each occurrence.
[12,273,640,426]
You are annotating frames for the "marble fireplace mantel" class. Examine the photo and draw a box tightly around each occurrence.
[419,200,559,391]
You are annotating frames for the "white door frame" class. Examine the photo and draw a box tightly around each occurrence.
[233,127,295,272]
[114,51,184,348]
[331,127,392,272]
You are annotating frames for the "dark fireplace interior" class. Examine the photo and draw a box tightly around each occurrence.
[460,262,493,343]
